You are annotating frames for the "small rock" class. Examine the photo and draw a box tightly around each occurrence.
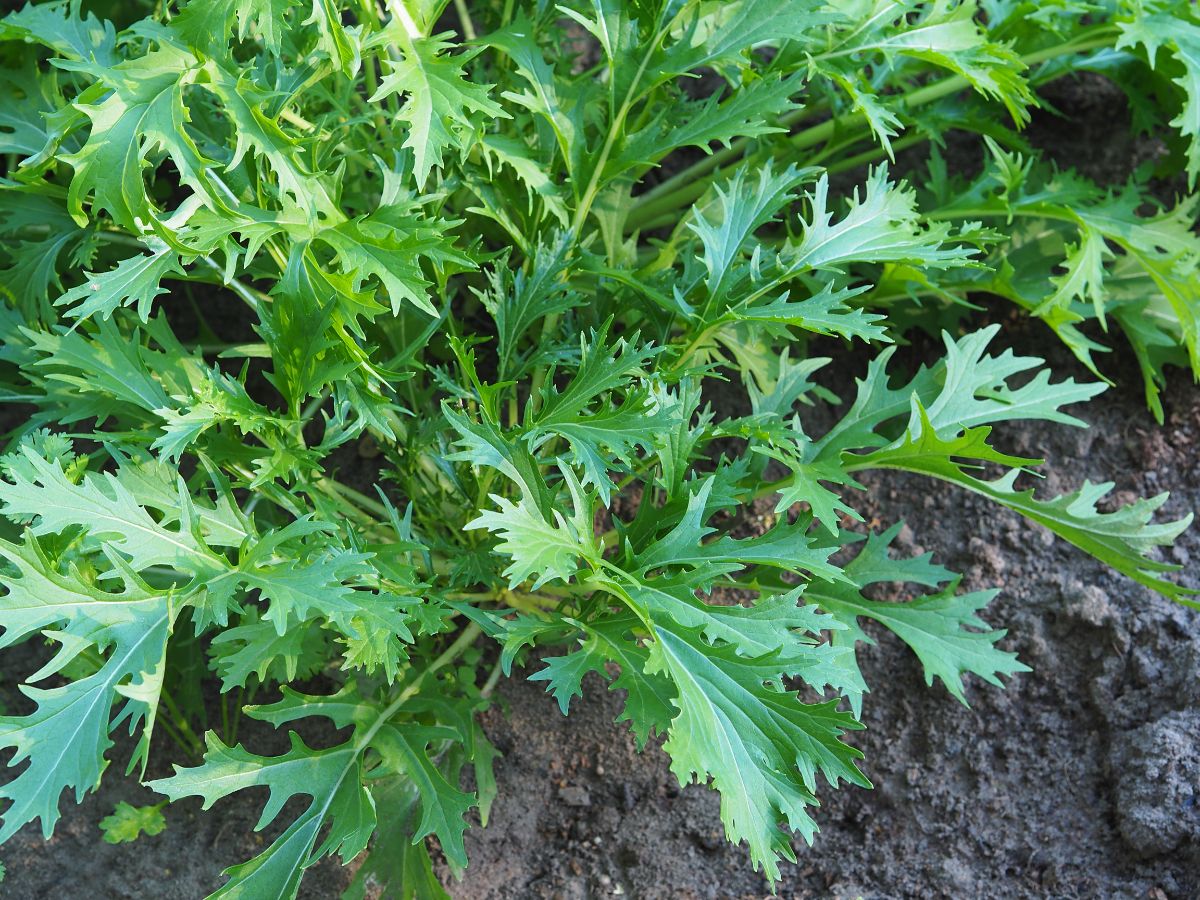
[968,536,1007,574]
[1110,710,1200,857]
[940,857,975,893]
[1062,583,1114,628]
[621,783,636,810]
[692,828,723,852]
[558,786,591,807]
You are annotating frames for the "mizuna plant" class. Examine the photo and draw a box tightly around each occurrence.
[0,0,1196,895]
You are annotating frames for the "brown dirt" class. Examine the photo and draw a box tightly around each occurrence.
[442,321,1200,900]
[5,322,1196,900]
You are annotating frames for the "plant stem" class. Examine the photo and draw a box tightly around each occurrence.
[198,256,267,314]
[480,658,504,697]
[825,131,928,175]
[453,0,477,40]
[529,22,673,412]
[382,622,484,722]
[159,687,205,758]
[628,29,1120,229]
[324,478,392,518]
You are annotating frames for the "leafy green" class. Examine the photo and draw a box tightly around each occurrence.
[0,0,1196,895]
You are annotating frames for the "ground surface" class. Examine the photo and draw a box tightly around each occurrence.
[446,328,1200,900]
[4,70,1200,900]
[442,323,1200,900]
[5,322,1197,900]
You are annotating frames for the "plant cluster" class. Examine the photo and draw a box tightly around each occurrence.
[0,0,1197,896]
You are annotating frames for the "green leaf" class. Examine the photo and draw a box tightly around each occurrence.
[689,163,817,302]
[486,14,583,176]
[927,145,1200,409]
[1,0,118,69]
[317,210,472,318]
[99,801,166,844]
[581,614,677,749]
[527,391,678,502]
[54,244,184,320]
[731,281,887,342]
[343,777,450,900]
[1118,10,1200,185]
[615,74,804,175]
[466,467,599,589]
[372,725,475,869]
[0,444,227,576]
[807,525,1028,713]
[479,235,580,379]
[647,622,867,882]
[818,584,1028,708]
[0,193,89,315]
[304,0,359,76]
[529,326,661,430]
[371,33,507,188]
[831,0,1035,125]
[658,0,836,77]
[854,404,1194,602]
[782,167,976,275]
[199,60,340,218]
[0,536,172,841]
[635,478,845,583]
[173,0,296,55]
[208,612,329,690]
[62,45,218,232]
[149,732,375,900]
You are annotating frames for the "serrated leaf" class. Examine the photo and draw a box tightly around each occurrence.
[173,0,296,55]
[836,0,1035,124]
[807,525,1028,713]
[689,163,817,302]
[635,478,845,583]
[1,0,118,70]
[62,45,218,231]
[479,235,580,379]
[209,613,329,690]
[853,404,1194,601]
[615,73,804,174]
[318,211,470,317]
[54,245,184,321]
[1118,10,1200,185]
[466,467,599,589]
[372,725,475,869]
[0,444,225,576]
[0,536,172,840]
[646,621,867,882]
[149,731,375,899]
[343,777,450,900]
[783,167,976,275]
[371,33,507,188]
[99,801,166,844]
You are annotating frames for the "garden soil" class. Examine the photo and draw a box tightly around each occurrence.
[4,76,1200,900]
